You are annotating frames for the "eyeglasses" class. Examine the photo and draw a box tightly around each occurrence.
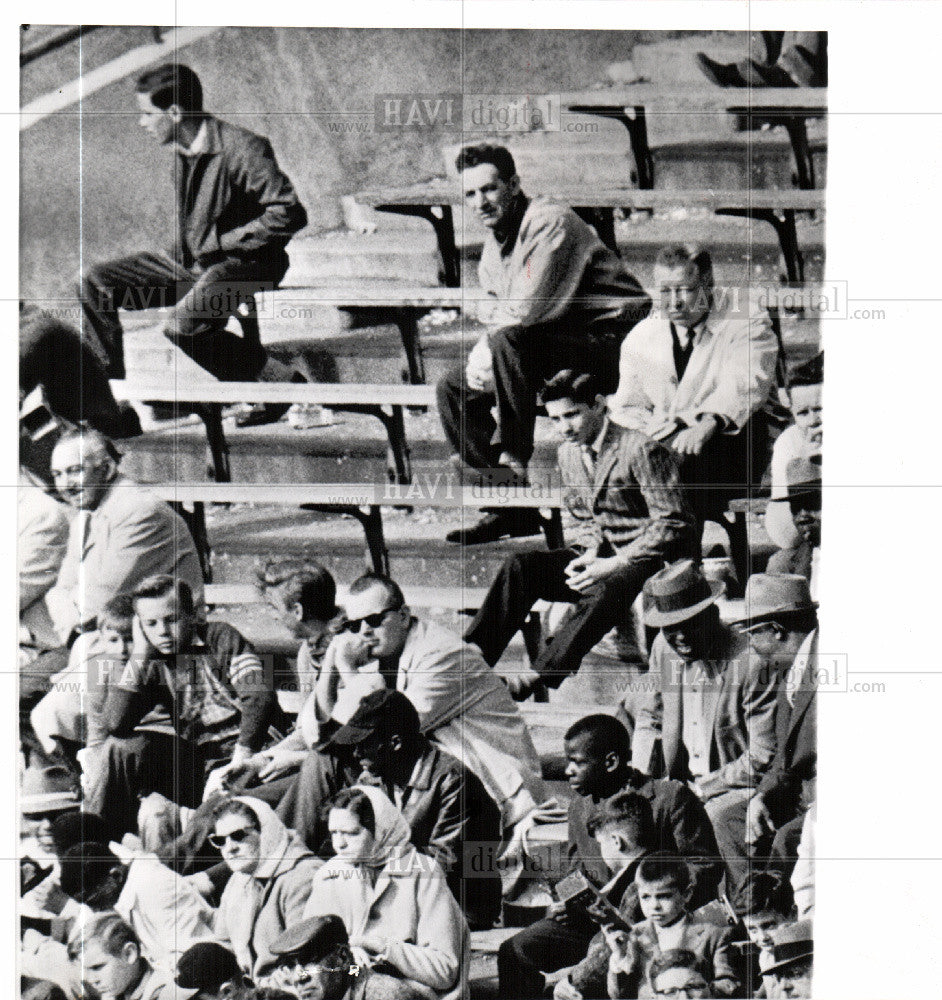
[339,605,401,634]
[737,621,784,636]
[281,960,347,984]
[208,826,258,849]
[654,984,709,998]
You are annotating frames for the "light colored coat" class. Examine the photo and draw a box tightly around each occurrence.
[397,617,545,826]
[303,787,469,1000]
[478,196,643,329]
[608,301,777,436]
[114,852,217,975]
[18,473,68,614]
[43,475,204,643]
[632,627,778,800]
[215,798,322,980]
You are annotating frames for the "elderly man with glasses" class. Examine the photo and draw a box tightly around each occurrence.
[712,573,818,896]
[267,914,433,1000]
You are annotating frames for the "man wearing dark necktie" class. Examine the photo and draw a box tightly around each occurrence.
[465,370,698,700]
[609,245,779,584]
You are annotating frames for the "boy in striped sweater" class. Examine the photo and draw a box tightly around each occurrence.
[84,574,275,836]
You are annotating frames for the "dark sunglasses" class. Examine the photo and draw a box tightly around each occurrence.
[209,826,257,849]
[339,605,401,634]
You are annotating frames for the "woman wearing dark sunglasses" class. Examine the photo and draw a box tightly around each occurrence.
[212,797,323,985]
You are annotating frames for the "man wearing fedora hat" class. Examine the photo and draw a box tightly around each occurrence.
[712,575,818,892]
[763,920,813,998]
[267,914,432,1000]
[767,457,822,599]
[19,764,83,924]
[632,560,778,836]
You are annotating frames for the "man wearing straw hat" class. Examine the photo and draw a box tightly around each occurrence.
[631,560,778,833]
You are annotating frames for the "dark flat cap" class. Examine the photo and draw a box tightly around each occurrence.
[328,688,419,747]
[175,941,243,990]
[270,915,348,965]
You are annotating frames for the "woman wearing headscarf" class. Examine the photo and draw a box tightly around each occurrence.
[213,796,323,981]
[303,785,469,1000]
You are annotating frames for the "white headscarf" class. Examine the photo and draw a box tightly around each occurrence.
[220,796,316,971]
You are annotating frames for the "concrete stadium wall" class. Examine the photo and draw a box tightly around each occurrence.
[20,26,715,301]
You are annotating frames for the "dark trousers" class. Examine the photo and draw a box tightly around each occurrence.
[750,31,828,85]
[464,547,657,687]
[78,249,288,379]
[712,792,809,895]
[20,307,128,436]
[498,914,598,999]
[83,732,232,840]
[158,770,294,874]
[276,748,352,853]
[20,646,69,704]
[436,320,622,473]
[664,415,769,523]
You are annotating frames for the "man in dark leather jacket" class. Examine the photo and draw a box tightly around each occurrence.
[79,63,307,399]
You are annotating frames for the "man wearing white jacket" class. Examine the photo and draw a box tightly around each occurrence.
[609,245,779,580]
[284,572,545,832]
[326,573,545,828]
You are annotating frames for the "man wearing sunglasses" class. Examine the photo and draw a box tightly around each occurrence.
[289,572,545,833]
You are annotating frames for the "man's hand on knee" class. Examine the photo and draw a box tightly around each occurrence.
[746,794,776,845]
[465,337,494,392]
[670,414,721,456]
[503,666,542,701]
[565,551,622,593]
[553,976,583,1000]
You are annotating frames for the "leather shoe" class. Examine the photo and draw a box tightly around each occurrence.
[743,59,799,87]
[234,371,306,428]
[110,402,143,439]
[695,53,748,88]
[445,509,543,545]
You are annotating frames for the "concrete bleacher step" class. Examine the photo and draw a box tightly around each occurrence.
[199,496,764,616]
[206,510,560,591]
[121,431,557,488]
[284,232,441,286]
[123,289,821,388]
[653,135,827,191]
[444,127,826,197]
[442,137,634,190]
